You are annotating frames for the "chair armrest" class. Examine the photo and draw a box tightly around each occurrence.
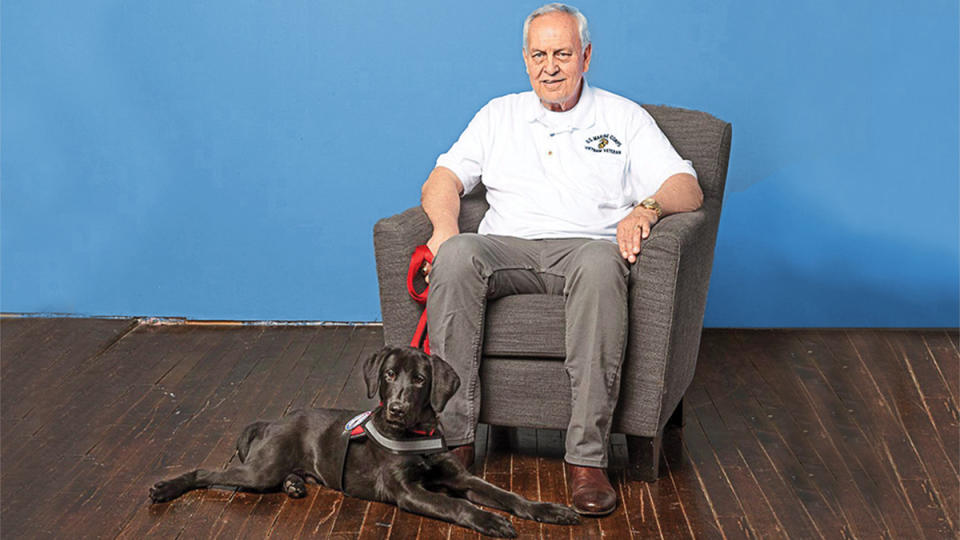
[374,207,433,346]
[616,208,720,435]
[373,189,490,345]
[637,208,712,259]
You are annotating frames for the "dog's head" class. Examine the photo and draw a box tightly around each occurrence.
[362,346,460,430]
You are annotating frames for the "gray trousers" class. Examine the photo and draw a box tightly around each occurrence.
[427,233,630,468]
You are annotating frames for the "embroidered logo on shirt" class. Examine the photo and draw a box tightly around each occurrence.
[585,133,622,154]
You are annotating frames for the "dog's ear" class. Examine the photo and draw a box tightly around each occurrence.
[363,347,394,399]
[429,354,461,414]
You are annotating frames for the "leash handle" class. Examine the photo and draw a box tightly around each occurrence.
[406,245,434,353]
[406,245,434,304]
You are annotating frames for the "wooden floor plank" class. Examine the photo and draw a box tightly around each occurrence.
[846,329,958,538]
[185,327,325,539]
[118,326,298,538]
[1,318,137,417]
[536,429,572,540]
[732,330,892,539]
[225,327,349,539]
[619,430,696,540]
[802,330,937,538]
[1,323,169,466]
[885,331,959,474]
[946,328,960,352]
[0,318,140,459]
[733,330,905,538]
[3,324,957,539]
[314,325,375,409]
[658,427,723,540]
[474,425,513,538]
[266,327,359,538]
[288,487,344,539]
[0,316,43,344]
[41,326,240,537]
[1,324,177,538]
[356,502,396,540]
[384,496,423,540]
[669,399,751,539]
[0,318,60,369]
[619,469,663,539]
[686,381,786,540]
[688,384,784,540]
[920,330,960,411]
[598,439,635,539]
[509,427,542,538]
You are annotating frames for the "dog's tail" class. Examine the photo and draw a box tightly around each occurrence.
[236,421,269,463]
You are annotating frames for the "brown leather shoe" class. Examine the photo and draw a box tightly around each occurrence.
[566,463,617,516]
[449,444,475,470]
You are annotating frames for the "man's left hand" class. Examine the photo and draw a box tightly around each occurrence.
[616,207,659,264]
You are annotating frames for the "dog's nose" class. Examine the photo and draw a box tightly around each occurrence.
[387,403,405,418]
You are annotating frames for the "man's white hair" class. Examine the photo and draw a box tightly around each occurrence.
[522,3,591,53]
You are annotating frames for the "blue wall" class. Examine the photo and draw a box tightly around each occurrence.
[3,1,957,326]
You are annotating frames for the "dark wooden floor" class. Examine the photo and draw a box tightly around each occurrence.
[1,319,957,539]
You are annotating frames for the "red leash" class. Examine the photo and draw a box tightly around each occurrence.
[406,245,434,354]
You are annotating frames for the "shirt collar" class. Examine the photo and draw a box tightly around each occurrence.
[524,79,597,132]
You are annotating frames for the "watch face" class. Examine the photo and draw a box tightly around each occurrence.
[640,199,661,217]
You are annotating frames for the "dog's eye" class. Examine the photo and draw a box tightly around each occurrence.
[413,375,425,385]
[384,369,396,381]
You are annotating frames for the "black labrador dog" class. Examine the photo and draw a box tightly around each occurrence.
[149,346,579,537]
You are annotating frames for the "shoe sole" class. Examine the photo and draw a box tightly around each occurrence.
[572,503,617,517]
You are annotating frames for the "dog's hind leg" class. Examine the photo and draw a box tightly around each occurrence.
[149,469,205,502]
[236,421,270,463]
[149,465,286,503]
[282,473,307,498]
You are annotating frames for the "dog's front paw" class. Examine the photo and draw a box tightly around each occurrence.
[530,502,580,525]
[472,512,517,538]
[149,480,185,503]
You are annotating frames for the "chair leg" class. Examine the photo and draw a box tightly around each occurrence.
[626,433,662,483]
[666,398,685,430]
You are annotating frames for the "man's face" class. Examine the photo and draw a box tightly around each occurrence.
[523,11,592,111]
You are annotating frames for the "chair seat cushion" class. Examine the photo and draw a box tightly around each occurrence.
[482,294,565,358]
[479,357,571,428]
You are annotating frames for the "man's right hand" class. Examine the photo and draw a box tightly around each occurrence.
[421,166,465,282]
[423,229,458,281]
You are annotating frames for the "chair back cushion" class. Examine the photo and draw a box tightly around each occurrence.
[641,105,731,209]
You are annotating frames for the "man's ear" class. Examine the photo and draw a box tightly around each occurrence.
[363,347,394,399]
[429,354,461,414]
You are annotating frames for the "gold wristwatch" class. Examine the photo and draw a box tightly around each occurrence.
[638,198,662,219]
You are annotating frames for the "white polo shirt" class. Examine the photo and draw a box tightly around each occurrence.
[435,81,697,241]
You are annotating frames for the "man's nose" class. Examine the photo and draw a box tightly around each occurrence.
[546,56,559,74]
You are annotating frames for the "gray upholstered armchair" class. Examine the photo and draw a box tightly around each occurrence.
[373,105,731,481]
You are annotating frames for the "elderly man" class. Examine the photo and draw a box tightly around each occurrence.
[420,3,702,516]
